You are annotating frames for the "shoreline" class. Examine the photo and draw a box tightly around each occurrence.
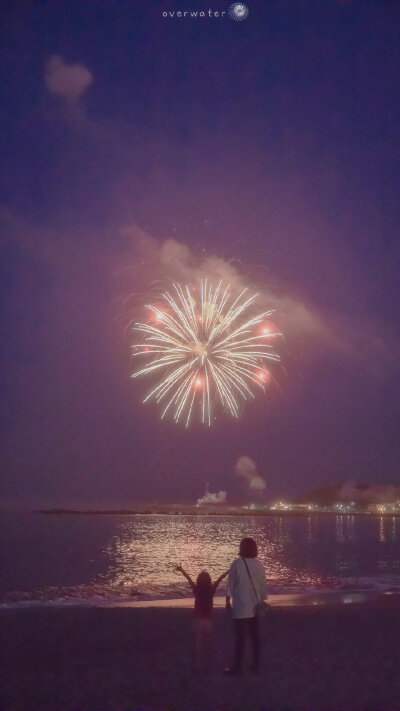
[116,589,398,608]
[2,589,398,610]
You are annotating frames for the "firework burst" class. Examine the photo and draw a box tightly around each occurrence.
[131,280,281,426]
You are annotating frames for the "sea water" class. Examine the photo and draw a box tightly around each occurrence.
[1,511,400,606]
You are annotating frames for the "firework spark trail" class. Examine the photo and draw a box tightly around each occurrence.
[131,280,281,426]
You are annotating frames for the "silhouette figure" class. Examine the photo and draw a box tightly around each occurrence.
[225,537,267,675]
[176,564,228,672]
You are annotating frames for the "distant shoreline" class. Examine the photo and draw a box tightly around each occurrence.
[36,508,400,517]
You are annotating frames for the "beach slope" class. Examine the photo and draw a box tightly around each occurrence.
[1,599,400,711]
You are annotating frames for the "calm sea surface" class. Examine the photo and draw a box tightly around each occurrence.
[1,511,400,606]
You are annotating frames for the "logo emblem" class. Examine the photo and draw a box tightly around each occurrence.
[228,3,249,21]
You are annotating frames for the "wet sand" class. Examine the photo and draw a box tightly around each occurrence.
[2,597,400,711]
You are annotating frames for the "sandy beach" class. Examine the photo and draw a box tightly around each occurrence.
[2,597,400,711]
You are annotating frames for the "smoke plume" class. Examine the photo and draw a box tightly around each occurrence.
[197,490,227,506]
[117,229,391,373]
[235,456,266,493]
[118,229,333,348]
[339,483,400,503]
[45,55,93,100]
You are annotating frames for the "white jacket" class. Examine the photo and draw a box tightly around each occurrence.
[227,557,267,619]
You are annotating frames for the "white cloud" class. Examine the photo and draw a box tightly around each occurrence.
[45,55,93,100]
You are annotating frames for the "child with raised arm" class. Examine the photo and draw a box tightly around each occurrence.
[176,564,229,672]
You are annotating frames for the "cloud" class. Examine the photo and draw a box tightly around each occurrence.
[197,490,227,505]
[235,456,266,493]
[44,55,93,100]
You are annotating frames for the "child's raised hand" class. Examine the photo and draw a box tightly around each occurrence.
[176,564,183,572]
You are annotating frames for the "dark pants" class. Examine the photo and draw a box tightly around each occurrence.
[232,616,260,672]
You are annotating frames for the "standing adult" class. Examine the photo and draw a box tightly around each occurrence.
[225,537,267,675]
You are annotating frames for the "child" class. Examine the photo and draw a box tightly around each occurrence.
[176,564,229,672]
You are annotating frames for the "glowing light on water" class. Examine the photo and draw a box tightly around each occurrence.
[131,279,281,426]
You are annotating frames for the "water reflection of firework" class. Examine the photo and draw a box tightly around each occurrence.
[131,280,281,426]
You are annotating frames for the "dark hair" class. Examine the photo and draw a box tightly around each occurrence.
[196,570,212,589]
[239,537,258,558]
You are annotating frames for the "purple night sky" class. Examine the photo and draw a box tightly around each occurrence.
[1,0,399,508]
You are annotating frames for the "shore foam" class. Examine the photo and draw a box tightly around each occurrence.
[2,589,397,610]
